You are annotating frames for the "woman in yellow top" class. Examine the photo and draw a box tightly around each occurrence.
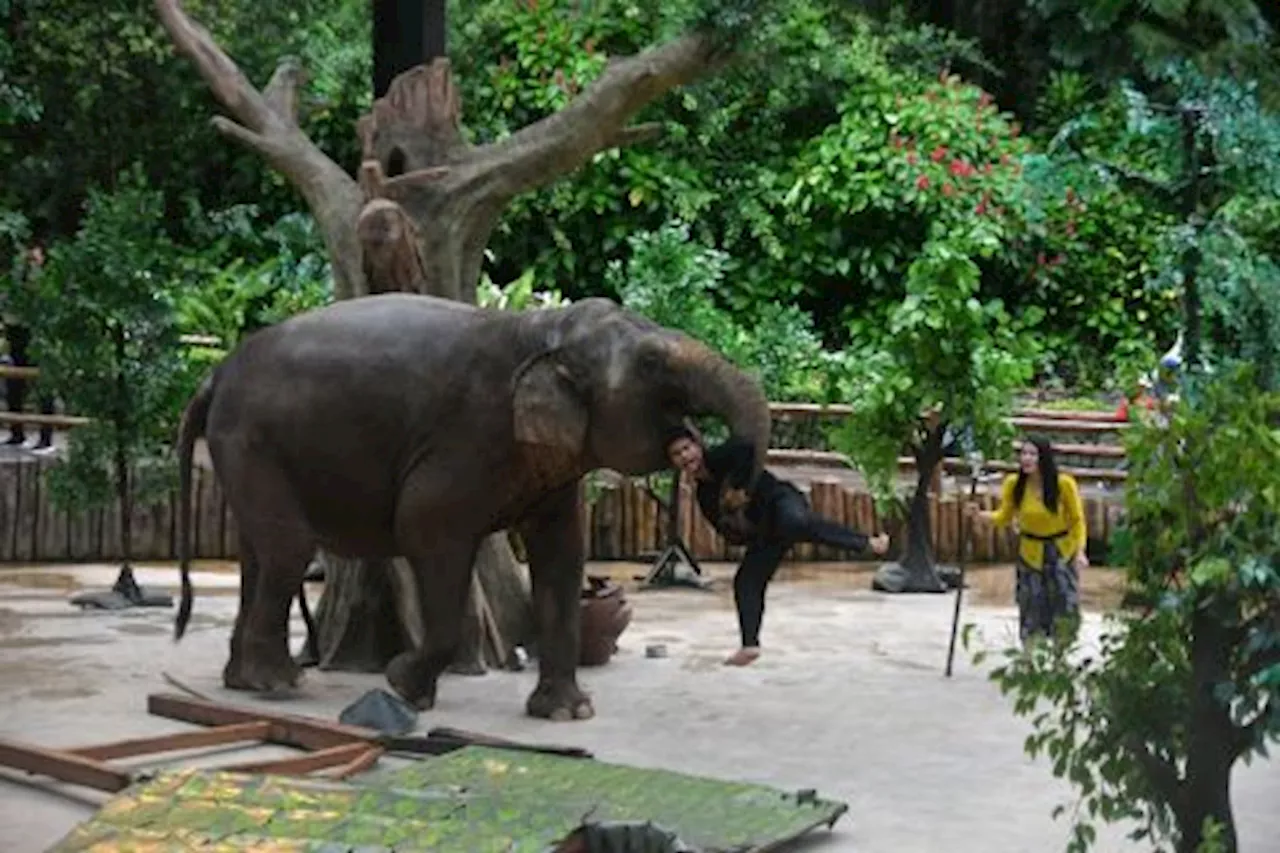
[966,436,1088,644]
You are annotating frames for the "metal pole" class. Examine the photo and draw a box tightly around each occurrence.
[945,450,983,677]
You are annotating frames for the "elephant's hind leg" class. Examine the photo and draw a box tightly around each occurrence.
[385,537,481,711]
[223,465,315,696]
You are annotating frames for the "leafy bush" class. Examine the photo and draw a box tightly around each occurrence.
[607,221,851,403]
[2,170,199,560]
[971,366,1280,853]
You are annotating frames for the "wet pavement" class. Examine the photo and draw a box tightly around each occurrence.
[0,560,1276,853]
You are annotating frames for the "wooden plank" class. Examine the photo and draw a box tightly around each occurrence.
[1015,407,1123,422]
[0,365,40,380]
[328,746,384,779]
[768,402,854,417]
[221,741,371,775]
[146,693,377,752]
[0,456,14,561]
[0,412,90,428]
[1008,416,1128,434]
[13,461,37,562]
[767,448,854,468]
[0,738,132,793]
[1012,439,1126,458]
[68,721,272,761]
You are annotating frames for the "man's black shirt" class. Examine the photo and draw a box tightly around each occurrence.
[693,436,792,537]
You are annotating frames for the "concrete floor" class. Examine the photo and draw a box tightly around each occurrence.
[1,561,1277,853]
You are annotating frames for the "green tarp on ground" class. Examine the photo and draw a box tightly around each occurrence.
[48,745,848,852]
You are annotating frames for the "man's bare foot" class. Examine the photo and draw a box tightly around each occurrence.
[723,647,761,666]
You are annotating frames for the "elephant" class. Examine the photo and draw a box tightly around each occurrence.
[173,292,771,721]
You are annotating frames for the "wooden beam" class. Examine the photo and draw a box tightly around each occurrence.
[327,746,385,779]
[0,738,133,793]
[768,402,854,417]
[0,365,40,380]
[898,456,1128,482]
[67,722,271,761]
[0,412,91,428]
[220,741,372,775]
[147,693,377,752]
[1015,407,1124,422]
[1011,440,1127,458]
[766,448,855,468]
[1009,416,1128,434]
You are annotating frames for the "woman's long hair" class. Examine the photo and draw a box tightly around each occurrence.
[1012,435,1059,512]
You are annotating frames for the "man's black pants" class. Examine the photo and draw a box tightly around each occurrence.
[733,485,869,647]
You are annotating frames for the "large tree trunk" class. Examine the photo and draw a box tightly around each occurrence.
[155,0,736,676]
[872,423,947,594]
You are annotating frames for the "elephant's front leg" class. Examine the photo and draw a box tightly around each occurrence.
[519,483,593,721]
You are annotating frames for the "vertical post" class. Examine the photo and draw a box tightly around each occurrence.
[372,0,447,98]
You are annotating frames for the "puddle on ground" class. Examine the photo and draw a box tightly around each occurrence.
[0,570,81,591]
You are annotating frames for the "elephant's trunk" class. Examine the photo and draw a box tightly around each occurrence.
[669,337,773,483]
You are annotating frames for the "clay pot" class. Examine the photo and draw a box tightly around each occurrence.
[579,576,632,666]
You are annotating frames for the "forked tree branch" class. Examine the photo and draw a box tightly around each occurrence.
[154,0,366,298]
[480,35,728,199]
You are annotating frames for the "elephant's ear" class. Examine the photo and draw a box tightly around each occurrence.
[512,350,588,453]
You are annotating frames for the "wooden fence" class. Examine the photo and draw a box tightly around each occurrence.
[0,454,1124,566]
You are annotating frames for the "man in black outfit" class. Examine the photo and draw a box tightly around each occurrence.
[665,424,889,666]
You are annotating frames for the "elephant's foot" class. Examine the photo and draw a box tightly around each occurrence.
[526,678,594,722]
[223,651,303,695]
[386,651,441,711]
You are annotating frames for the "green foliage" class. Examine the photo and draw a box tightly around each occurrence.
[2,170,199,525]
[1025,0,1280,109]
[608,221,851,403]
[972,366,1280,852]
[832,225,1036,500]
[476,266,569,311]
[174,208,333,369]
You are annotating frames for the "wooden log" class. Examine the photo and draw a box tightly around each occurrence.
[221,741,373,775]
[14,460,38,562]
[767,448,854,468]
[768,402,854,417]
[0,412,90,428]
[0,460,16,561]
[1008,416,1128,434]
[0,365,40,380]
[0,738,132,793]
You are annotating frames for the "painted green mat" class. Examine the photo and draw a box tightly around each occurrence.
[48,746,847,852]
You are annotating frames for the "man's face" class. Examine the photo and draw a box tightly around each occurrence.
[667,436,703,476]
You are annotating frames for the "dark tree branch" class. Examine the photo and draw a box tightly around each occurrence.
[1126,736,1185,813]
[154,0,366,298]
[1233,701,1275,757]
[480,35,728,199]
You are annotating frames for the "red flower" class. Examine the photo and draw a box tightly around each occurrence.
[931,145,948,163]
[906,152,919,166]
[916,175,930,190]
[979,92,993,107]
[975,200,988,215]
[949,158,974,178]
[942,182,955,197]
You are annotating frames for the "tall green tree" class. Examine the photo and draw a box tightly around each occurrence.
[4,170,198,578]
[969,66,1280,853]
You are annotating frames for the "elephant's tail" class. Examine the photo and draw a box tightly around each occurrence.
[175,372,216,642]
